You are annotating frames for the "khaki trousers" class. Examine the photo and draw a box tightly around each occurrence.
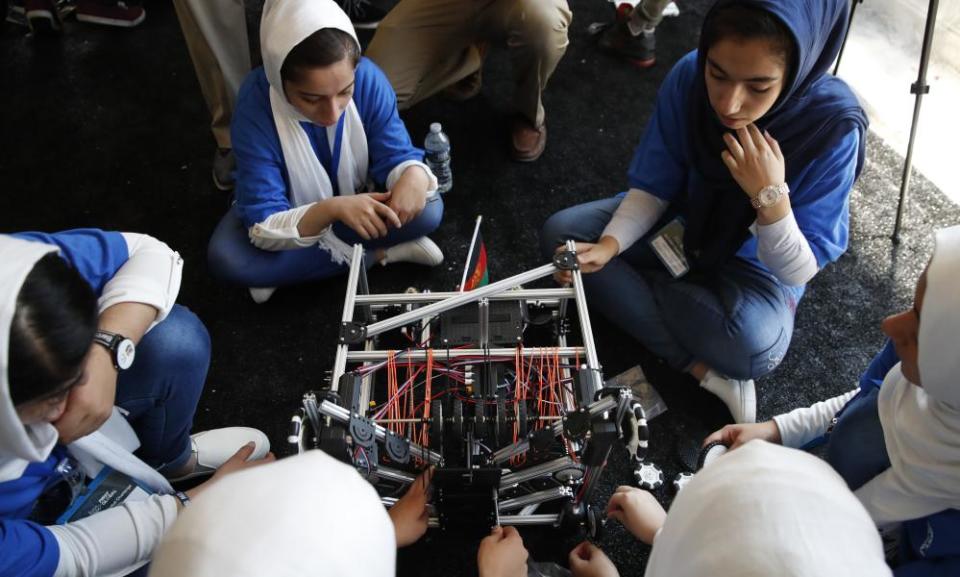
[366,0,572,127]
[173,0,251,149]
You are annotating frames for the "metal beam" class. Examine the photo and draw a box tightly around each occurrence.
[353,288,575,305]
[362,263,559,338]
[346,347,585,362]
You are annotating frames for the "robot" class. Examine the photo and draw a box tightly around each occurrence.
[289,242,649,538]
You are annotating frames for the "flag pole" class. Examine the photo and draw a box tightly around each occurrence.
[460,215,483,292]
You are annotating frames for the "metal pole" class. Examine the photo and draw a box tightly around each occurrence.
[346,346,586,362]
[426,514,560,529]
[565,241,601,370]
[499,487,573,512]
[500,456,576,488]
[332,244,366,389]
[832,0,863,76]
[377,466,415,485]
[362,263,559,338]
[893,0,940,243]
[498,514,560,527]
[354,288,575,305]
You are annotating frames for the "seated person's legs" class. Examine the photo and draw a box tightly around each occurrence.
[540,196,625,260]
[599,0,673,67]
[543,195,791,423]
[209,195,444,289]
[494,0,572,160]
[114,305,210,472]
[366,0,484,109]
[651,260,795,382]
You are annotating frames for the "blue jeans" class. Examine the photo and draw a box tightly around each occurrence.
[207,196,444,287]
[826,387,890,491]
[114,305,209,473]
[540,195,796,379]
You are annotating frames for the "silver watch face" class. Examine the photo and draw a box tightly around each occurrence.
[116,338,136,370]
[760,185,781,207]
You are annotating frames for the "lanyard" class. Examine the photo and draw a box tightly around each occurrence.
[316,115,346,196]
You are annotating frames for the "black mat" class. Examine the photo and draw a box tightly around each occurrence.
[1,1,958,574]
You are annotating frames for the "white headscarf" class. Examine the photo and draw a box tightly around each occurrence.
[260,0,369,264]
[0,235,173,493]
[0,236,61,483]
[645,440,891,577]
[859,224,960,524]
[148,450,396,577]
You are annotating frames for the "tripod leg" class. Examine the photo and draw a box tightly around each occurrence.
[833,0,863,76]
[893,0,940,242]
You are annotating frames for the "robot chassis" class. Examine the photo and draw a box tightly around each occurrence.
[290,242,650,539]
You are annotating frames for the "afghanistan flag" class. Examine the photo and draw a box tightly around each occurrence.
[460,215,488,291]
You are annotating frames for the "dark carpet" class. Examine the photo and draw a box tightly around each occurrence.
[1,0,958,575]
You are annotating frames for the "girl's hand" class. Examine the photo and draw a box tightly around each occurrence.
[552,238,619,284]
[388,467,433,547]
[477,526,528,577]
[703,421,782,451]
[387,165,430,225]
[721,124,785,200]
[605,486,666,545]
[332,192,402,240]
[568,542,620,577]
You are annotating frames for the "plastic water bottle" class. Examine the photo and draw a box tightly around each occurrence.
[424,123,452,194]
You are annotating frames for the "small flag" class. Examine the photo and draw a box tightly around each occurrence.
[460,216,488,291]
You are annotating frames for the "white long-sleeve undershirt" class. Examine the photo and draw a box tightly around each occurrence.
[755,210,819,286]
[601,189,668,254]
[101,234,183,326]
[50,494,179,577]
[600,188,819,285]
[249,161,436,251]
[772,389,859,449]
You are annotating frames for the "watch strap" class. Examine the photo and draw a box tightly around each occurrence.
[92,330,126,370]
[174,490,191,508]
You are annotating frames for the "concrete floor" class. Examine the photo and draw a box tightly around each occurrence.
[1,0,959,575]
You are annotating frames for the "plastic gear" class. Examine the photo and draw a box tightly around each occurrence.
[633,461,664,490]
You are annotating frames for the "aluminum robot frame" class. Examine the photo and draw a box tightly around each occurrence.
[290,241,649,538]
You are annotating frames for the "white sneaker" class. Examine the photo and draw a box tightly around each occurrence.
[381,237,444,267]
[700,370,757,424]
[249,286,277,304]
[166,427,270,482]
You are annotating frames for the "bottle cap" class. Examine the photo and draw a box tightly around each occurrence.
[430,122,442,133]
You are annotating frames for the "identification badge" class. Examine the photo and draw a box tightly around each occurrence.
[648,218,690,278]
[56,466,152,524]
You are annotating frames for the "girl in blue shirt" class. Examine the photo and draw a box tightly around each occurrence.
[208,0,445,304]
[541,0,867,424]
[0,230,271,577]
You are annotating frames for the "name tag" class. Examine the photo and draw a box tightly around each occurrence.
[648,218,690,278]
[56,467,152,524]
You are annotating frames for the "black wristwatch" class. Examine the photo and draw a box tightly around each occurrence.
[92,330,136,371]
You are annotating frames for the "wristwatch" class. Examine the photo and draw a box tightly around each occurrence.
[750,182,790,209]
[92,330,136,371]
